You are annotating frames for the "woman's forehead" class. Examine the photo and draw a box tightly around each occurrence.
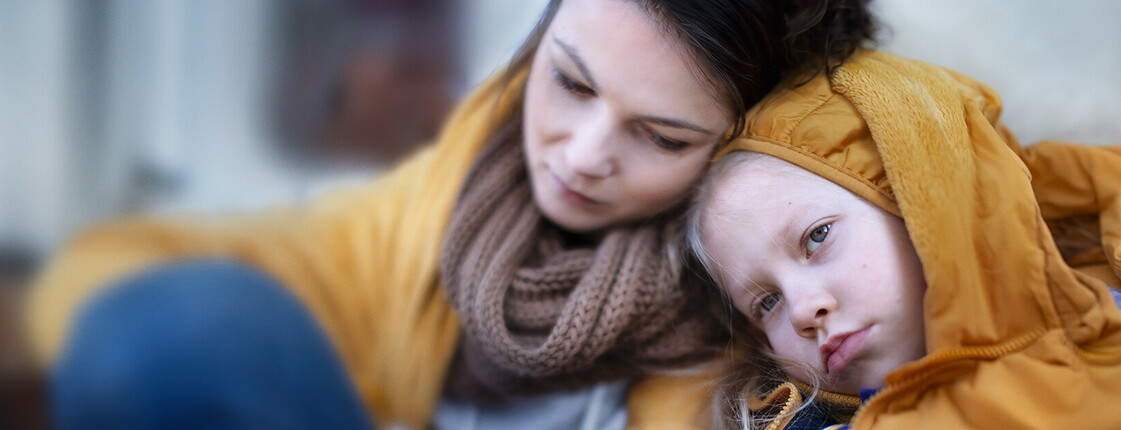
[545,0,732,126]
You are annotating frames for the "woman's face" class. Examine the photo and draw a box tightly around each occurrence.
[523,0,733,233]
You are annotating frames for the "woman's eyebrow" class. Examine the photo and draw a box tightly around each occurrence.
[552,36,599,90]
[553,36,715,137]
[634,115,716,136]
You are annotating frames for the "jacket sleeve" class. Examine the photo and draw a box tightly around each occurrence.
[1019,141,1121,287]
[26,144,464,429]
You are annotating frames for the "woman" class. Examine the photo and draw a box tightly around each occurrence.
[29,0,876,428]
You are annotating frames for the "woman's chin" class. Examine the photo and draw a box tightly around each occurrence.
[541,209,603,234]
[535,196,609,234]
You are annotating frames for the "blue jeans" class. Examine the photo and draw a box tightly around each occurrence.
[51,260,375,430]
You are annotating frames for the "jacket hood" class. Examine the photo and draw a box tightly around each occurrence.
[718,50,1121,428]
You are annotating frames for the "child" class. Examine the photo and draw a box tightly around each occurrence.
[685,50,1121,429]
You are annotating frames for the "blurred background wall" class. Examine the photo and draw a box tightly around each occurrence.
[1,0,1119,264]
[0,0,549,263]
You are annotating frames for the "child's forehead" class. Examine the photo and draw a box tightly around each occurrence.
[711,153,842,208]
[702,160,842,252]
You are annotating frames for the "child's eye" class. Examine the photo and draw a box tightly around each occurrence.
[805,223,831,253]
[552,67,595,97]
[760,293,782,311]
[753,292,782,319]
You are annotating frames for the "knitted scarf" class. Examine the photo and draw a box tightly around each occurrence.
[440,126,717,402]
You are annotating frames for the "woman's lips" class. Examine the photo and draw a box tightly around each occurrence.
[552,172,599,207]
[820,327,871,375]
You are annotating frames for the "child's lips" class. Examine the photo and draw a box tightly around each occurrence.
[820,327,871,375]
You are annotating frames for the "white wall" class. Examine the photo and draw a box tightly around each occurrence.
[0,1,74,254]
[460,0,550,91]
[874,0,1121,146]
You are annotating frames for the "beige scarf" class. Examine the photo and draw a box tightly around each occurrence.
[440,125,719,402]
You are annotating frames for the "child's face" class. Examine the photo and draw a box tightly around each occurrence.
[702,155,927,395]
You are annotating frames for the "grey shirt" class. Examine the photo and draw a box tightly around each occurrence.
[430,380,630,430]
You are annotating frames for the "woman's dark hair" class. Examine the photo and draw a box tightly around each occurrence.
[499,0,876,139]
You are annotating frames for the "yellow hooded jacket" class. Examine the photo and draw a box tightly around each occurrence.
[718,50,1121,428]
[27,67,708,428]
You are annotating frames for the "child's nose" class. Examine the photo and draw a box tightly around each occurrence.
[788,287,836,339]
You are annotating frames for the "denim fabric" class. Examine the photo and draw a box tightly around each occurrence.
[51,259,375,430]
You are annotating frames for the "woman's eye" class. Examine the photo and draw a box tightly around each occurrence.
[806,223,830,253]
[648,131,689,153]
[552,68,595,97]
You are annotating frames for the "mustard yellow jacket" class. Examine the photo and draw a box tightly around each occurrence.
[28,68,707,429]
[721,50,1121,428]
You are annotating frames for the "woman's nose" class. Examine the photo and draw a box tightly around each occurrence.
[787,286,837,339]
[564,115,615,178]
